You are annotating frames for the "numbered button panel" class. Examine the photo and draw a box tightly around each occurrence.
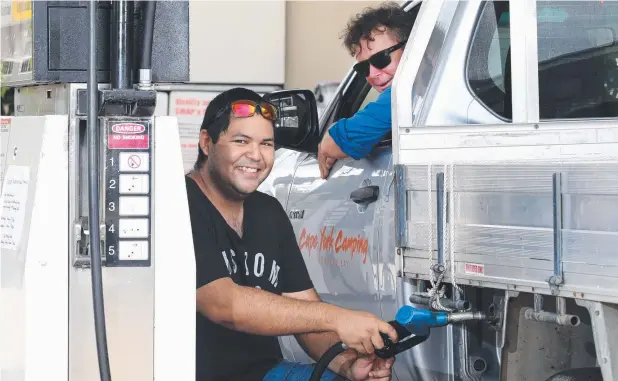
[104,119,152,267]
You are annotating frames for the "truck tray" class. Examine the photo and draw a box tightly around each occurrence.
[394,120,618,304]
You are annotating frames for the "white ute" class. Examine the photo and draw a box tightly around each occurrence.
[264,1,618,380]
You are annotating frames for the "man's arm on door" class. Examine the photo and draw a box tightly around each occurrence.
[318,131,346,179]
[317,87,393,179]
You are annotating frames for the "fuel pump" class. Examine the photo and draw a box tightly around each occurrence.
[1,2,195,380]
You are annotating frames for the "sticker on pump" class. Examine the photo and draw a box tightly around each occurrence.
[108,122,149,149]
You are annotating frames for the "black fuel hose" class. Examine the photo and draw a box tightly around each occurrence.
[88,2,112,381]
[140,0,156,70]
[308,342,348,381]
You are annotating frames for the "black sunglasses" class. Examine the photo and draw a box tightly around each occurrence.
[353,39,408,78]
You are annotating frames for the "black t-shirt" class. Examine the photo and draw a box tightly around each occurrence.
[186,176,314,381]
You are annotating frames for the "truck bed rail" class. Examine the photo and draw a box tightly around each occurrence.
[395,120,618,304]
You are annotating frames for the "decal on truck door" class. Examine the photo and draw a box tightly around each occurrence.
[288,209,305,219]
[297,227,369,266]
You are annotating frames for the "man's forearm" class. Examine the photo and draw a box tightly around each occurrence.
[295,331,357,378]
[227,284,342,336]
[321,130,348,160]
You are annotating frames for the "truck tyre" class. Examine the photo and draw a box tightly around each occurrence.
[545,367,603,381]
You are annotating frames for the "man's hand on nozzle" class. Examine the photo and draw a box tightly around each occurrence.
[333,309,398,355]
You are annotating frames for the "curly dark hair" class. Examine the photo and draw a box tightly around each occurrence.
[342,2,415,56]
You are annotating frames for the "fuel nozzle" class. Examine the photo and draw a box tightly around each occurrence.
[310,304,488,381]
[375,305,488,359]
[395,305,488,331]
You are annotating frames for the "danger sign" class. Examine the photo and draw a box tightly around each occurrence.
[108,122,149,150]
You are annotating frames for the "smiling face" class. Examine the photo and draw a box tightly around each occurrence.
[355,28,404,93]
[201,114,275,200]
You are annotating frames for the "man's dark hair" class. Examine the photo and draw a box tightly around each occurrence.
[342,2,414,56]
[193,87,270,171]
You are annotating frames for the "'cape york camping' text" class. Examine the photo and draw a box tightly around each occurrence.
[298,227,369,264]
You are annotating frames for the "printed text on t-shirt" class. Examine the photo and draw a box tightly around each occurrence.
[221,249,281,288]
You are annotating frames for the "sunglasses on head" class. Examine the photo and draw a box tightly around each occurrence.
[230,99,278,121]
[353,39,407,78]
[212,99,278,123]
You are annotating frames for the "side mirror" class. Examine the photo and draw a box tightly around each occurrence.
[263,89,320,154]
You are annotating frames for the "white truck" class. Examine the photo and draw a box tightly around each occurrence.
[263,1,618,380]
[2,0,618,380]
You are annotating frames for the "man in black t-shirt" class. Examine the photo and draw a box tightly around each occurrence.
[185,87,398,381]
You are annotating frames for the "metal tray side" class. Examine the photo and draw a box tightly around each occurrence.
[397,121,618,304]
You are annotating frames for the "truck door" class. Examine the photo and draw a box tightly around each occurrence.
[277,0,422,366]
[263,0,422,366]
[285,79,393,363]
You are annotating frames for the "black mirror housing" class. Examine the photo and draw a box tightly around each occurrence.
[263,89,320,154]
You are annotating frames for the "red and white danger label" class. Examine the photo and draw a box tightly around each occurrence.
[464,263,485,276]
[108,123,149,150]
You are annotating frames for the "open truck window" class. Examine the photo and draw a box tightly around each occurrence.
[319,2,421,148]
[467,0,618,120]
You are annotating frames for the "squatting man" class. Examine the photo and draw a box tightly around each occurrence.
[185,87,399,381]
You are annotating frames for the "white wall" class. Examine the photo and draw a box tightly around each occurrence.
[189,1,286,85]
[284,1,384,90]
[188,1,385,89]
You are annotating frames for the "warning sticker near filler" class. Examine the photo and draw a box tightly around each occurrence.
[464,263,485,276]
[108,122,149,149]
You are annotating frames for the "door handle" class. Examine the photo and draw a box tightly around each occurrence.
[350,185,379,204]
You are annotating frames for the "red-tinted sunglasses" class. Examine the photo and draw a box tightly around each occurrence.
[230,99,278,121]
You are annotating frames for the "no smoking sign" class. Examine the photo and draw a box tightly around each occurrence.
[119,152,149,172]
[107,122,149,150]
[128,155,141,169]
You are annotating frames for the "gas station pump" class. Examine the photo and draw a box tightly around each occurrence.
[1,2,196,380]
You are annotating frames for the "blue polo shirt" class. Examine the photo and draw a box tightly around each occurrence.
[327,86,392,160]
